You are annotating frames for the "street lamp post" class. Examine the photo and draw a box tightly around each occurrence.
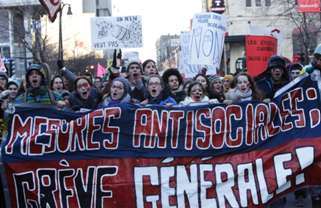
[58,3,72,69]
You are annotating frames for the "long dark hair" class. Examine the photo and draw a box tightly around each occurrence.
[193,74,210,95]
[50,75,65,90]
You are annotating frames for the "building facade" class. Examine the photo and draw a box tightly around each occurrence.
[156,34,180,71]
[204,0,321,74]
[83,0,113,59]
[0,0,43,78]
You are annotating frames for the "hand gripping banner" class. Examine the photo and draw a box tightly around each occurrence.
[2,75,321,207]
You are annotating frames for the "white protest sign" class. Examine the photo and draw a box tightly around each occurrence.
[123,51,140,62]
[180,32,218,77]
[91,16,143,49]
[179,32,199,78]
[189,13,227,68]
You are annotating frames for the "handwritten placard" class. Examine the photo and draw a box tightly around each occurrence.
[91,16,143,49]
[189,13,227,68]
[179,32,217,77]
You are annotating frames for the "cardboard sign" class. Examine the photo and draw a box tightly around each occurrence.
[245,35,277,77]
[91,16,143,49]
[189,13,227,68]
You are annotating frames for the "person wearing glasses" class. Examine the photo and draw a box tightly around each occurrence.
[141,75,176,106]
[68,76,101,112]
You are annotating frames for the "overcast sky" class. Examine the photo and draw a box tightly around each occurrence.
[113,0,203,61]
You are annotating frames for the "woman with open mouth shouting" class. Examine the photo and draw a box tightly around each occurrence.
[100,77,131,107]
[141,75,176,106]
[68,76,101,112]
[225,72,262,103]
[179,81,218,105]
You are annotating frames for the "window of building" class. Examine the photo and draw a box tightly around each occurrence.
[83,0,95,13]
[13,13,24,43]
[246,0,252,7]
[255,0,262,6]
[0,12,9,43]
[96,0,111,16]
[1,47,10,58]
[265,0,271,6]
[96,8,111,16]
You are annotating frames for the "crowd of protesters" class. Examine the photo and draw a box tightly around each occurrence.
[2,46,320,111]
[0,45,321,206]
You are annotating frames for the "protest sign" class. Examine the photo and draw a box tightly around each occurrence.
[297,0,321,12]
[180,32,217,77]
[2,75,321,207]
[179,32,201,78]
[245,35,277,77]
[91,16,142,50]
[189,13,227,68]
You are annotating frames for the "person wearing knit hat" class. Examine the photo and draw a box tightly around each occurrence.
[25,63,46,88]
[256,56,289,99]
[15,64,55,104]
[208,75,225,103]
[100,76,131,107]
[6,79,19,101]
[223,74,234,93]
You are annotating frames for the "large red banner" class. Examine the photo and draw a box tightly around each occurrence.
[245,35,277,77]
[5,139,321,208]
[297,0,321,13]
[3,75,321,207]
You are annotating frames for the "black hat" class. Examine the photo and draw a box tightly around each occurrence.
[267,56,286,70]
[112,77,131,99]
[288,63,303,72]
[0,72,8,82]
[26,64,44,77]
[26,64,46,87]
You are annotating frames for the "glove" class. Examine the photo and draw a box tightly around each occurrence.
[117,49,122,59]
[0,90,10,100]
[57,60,64,69]
[112,50,117,68]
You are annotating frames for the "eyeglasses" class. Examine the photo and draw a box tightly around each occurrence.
[77,82,90,89]
[148,82,161,86]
